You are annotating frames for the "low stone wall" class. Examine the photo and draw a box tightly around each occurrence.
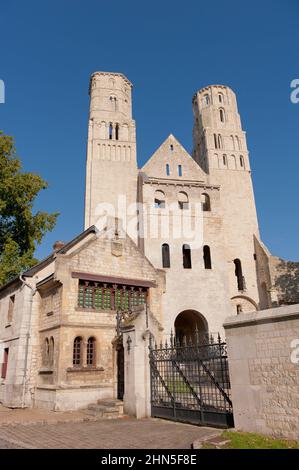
[224,304,299,440]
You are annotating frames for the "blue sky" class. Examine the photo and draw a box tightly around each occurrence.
[0,0,298,260]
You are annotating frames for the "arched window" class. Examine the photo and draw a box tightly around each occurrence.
[240,155,244,168]
[201,193,211,212]
[203,245,212,269]
[236,136,241,150]
[73,337,82,367]
[231,135,235,150]
[166,163,170,176]
[49,337,54,367]
[178,164,182,177]
[219,108,225,122]
[115,123,119,140]
[218,93,223,103]
[154,190,165,208]
[182,244,192,269]
[223,154,227,166]
[204,94,210,105]
[170,144,174,151]
[109,123,113,140]
[43,338,49,367]
[217,134,222,149]
[214,134,217,148]
[236,304,243,314]
[162,244,170,268]
[87,337,96,367]
[234,259,245,291]
[110,96,117,111]
[178,191,189,210]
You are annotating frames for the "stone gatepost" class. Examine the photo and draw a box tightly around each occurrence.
[121,305,162,419]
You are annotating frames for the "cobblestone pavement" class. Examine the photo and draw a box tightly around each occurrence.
[0,418,220,449]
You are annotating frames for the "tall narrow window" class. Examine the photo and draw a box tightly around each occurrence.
[166,163,170,176]
[231,135,235,150]
[234,259,245,291]
[182,244,192,269]
[170,144,174,151]
[218,93,223,103]
[201,193,211,211]
[204,94,210,105]
[73,337,82,367]
[1,348,9,379]
[219,108,225,122]
[43,338,49,366]
[178,191,189,210]
[7,294,15,324]
[240,155,244,168]
[87,337,96,367]
[154,190,165,208]
[115,123,119,140]
[203,245,212,269]
[162,244,170,268]
[214,134,218,149]
[109,123,113,140]
[217,134,222,149]
[178,164,182,177]
[49,337,54,367]
[223,154,227,166]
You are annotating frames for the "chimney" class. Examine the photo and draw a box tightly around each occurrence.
[53,241,65,252]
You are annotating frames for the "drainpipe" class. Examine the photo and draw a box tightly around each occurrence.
[19,273,36,408]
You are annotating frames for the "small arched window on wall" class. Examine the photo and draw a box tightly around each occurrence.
[115,123,119,141]
[217,134,222,149]
[219,108,225,123]
[234,259,245,291]
[204,94,210,105]
[240,155,244,168]
[73,337,82,367]
[162,243,170,268]
[214,134,218,149]
[203,245,212,269]
[154,190,165,209]
[223,154,227,166]
[110,96,117,111]
[43,338,49,367]
[182,244,192,269]
[178,191,189,210]
[201,193,211,212]
[87,337,96,367]
[218,93,223,103]
[109,123,113,140]
[49,337,54,367]
[166,163,170,176]
[178,165,182,177]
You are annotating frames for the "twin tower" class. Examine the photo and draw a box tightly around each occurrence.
[84,71,258,243]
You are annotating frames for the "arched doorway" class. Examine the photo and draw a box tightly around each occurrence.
[174,310,208,343]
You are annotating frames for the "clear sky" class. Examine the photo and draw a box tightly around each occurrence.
[0,0,298,261]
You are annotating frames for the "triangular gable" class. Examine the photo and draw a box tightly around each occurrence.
[141,134,206,181]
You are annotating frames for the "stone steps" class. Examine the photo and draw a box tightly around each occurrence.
[84,399,123,419]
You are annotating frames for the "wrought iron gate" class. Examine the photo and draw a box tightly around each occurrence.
[149,333,234,428]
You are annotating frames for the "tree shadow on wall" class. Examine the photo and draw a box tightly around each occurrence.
[274,260,299,305]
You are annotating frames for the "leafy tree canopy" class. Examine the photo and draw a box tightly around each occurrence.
[0,131,58,286]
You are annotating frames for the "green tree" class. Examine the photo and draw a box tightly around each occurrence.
[0,131,58,286]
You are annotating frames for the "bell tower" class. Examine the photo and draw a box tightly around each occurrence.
[84,72,137,230]
[192,85,261,307]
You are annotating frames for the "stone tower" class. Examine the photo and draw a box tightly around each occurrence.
[84,72,137,230]
[192,85,260,309]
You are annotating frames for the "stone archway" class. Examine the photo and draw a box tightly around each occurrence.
[174,310,208,343]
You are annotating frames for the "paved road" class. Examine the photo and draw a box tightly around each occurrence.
[0,418,219,449]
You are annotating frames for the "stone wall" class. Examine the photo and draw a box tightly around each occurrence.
[224,304,299,440]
